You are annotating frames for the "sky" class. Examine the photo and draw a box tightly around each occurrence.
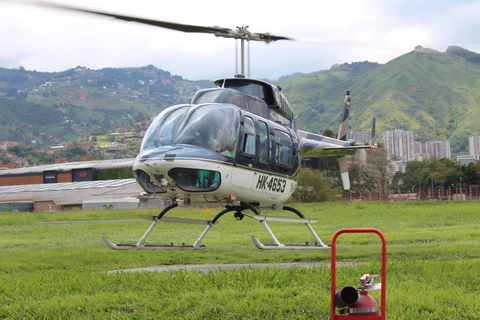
[1,0,480,81]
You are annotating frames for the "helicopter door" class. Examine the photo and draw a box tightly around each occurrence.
[232,116,257,188]
[241,116,256,158]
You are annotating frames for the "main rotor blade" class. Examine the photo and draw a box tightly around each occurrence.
[30,0,231,35]
[250,32,292,43]
[24,0,292,42]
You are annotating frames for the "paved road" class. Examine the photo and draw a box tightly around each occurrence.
[108,262,362,273]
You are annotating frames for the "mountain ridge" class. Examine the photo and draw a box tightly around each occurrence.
[1,46,480,155]
[281,47,480,154]
[0,65,213,145]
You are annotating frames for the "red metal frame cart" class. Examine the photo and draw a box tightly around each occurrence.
[331,228,386,319]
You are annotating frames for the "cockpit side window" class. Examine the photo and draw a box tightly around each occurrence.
[242,116,256,156]
[258,121,268,164]
[274,130,293,167]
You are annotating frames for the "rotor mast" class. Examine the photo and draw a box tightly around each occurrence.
[241,37,246,77]
[236,26,250,77]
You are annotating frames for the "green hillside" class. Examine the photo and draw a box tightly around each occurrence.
[2,47,480,154]
[0,65,213,145]
[282,48,480,154]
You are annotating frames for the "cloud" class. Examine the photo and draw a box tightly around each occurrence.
[0,0,479,80]
[386,25,432,51]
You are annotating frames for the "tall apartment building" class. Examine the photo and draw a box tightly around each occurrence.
[383,130,415,161]
[469,136,480,156]
[412,142,422,155]
[425,141,451,160]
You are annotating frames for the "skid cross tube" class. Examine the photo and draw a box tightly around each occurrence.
[250,205,330,250]
[330,228,386,319]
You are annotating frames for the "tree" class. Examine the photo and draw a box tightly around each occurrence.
[322,129,335,138]
[65,143,88,161]
[291,169,340,202]
[102,115,112,130]
[349,162,376,193]
[90,127,108,136]
[470,161,480,184]
[401,160,424,191]
[391,171,404,192]
[432,159,458,191]
[133,111,147,123]
[6,88,17,97]
[368,149,390,198]
[393,158,477,198]
[124,139,142,157]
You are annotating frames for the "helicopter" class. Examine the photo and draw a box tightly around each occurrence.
[110,83,376,251]
[9,1,376,250]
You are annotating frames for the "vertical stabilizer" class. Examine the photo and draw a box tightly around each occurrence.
[337,91,351,190]
[338,156,350,190]
[337,91,351,141]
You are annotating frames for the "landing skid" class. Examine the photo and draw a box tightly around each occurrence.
[102,202,330,250]
[102,236,206,250]
[102,203,214,250]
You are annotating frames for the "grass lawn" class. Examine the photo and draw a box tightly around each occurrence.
[1,201,480,319]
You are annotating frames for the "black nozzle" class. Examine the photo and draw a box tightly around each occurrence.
[335,286,358,308]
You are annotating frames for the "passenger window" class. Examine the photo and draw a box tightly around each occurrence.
[242,117,256,155]
[274,130,292,166]
[258,121,268,164]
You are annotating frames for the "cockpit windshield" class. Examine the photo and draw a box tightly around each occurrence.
[140,105,189,151]
[141,104,241,158]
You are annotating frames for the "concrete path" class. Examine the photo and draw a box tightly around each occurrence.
[35,219,137,225]
[108,262,362,273]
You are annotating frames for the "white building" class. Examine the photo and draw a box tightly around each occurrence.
[383,130,415,161]
[425,141,451,160]
[412,142,423,159]
[457,155,480,166]
[388,160,408,175]
[469,136,480,156]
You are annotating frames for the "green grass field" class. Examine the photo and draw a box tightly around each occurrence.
[1,201,480,319]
